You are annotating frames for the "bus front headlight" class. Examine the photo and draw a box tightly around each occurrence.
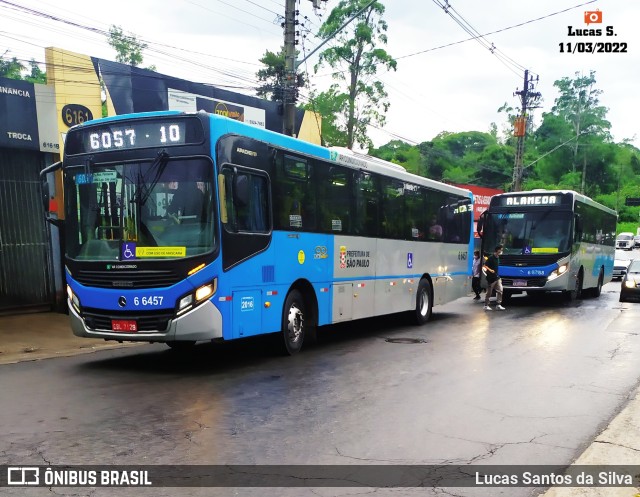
[624,279,637,289]
[547,264,569,281]
[66,285,81,313]
[176,279,217,316]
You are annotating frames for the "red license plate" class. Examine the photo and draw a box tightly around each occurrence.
[111,319,138,332]
[513,280,527,287]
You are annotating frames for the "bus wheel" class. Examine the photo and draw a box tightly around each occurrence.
[565,271,583,302]
[588,269,604,298]
[282,289,305,355]
[167,340,196,351]
[414,279,433,325]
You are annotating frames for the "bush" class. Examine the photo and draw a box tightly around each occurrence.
[617,222,639,236]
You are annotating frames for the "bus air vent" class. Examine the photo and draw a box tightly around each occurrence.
[262,265,275,283]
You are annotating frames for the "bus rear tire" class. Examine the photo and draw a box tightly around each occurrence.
[281,289,305,355]
[586,269,604,298]
[413,278,433,325]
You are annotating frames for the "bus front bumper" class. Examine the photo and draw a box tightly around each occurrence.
[501,269,572,293]
[69,300,223,343]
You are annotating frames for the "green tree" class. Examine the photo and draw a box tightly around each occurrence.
[107,25,155,70]
[0,53,25,79]
[551,70,611,191]
[0,54,46,83]
[315,0,396,150]
[256,48,286,101]
[303,88,349,147]
[370,140,423,175]
[24,59,46,84]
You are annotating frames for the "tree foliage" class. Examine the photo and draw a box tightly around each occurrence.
[255,47,305,102]
[0,54,46,83]
[303,88,349,147]
[367,70,640,227]
[107,25,155,70]
[314,0,396,150]
[256,48,286,101]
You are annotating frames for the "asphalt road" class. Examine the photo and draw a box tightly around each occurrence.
[1,280,639,497]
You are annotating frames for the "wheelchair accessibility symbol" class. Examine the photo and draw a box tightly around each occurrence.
[122,243,136,260]
[407,252,413,269]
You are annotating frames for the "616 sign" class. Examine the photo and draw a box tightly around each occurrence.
[62,104,93,128]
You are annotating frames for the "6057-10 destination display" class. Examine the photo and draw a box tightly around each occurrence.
[64,117,204,155]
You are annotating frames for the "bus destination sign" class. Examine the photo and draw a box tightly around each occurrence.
[496,193,571,207]
[64,117,204,155]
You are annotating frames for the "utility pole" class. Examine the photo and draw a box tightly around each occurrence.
[283,0,298,137]
[512,69,541,191]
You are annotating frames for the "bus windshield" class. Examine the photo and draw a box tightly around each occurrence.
[64,158,215,261]
[484,210,572,255]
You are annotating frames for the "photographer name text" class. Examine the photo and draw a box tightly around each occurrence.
[476,471,633,486]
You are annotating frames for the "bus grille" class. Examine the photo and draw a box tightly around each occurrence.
[74,269,181,289]
[502,278,547,288]
[82,308,174,332]
[501,254,561,267]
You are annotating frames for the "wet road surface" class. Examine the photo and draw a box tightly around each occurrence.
[2,281,639,497]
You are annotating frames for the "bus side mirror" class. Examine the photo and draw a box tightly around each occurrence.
[233,174,250,207]
[477,211,486,238]
[40,161,63,227]
[41,178,51,213]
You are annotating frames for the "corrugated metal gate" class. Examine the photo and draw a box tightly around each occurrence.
[0,149,55,311]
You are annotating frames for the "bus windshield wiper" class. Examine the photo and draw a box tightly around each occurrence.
[130,150,169,207]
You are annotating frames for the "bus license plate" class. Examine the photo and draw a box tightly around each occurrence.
[513,280,527,287]
[111,320,138,332]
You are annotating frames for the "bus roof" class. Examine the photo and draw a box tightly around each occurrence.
[492,189,617,216]
[67,110,472,200]
[206,113,472,199]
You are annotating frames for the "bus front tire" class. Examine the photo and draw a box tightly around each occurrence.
[565,271,583,302]
[281,289,305,355]
[413,279,433,325]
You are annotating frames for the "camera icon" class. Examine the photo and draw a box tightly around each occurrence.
[584,9,602,25]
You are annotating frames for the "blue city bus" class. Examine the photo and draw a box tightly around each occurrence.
[478,190,616,301]
[46,111,473,354]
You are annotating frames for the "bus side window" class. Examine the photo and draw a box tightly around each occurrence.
[354,172,378,237]
[318,166,352,234]
[222,169,269,233]
[425,190,446,242]
[274,154,315,230]
[404,183,425,240]
[380,177,404,239]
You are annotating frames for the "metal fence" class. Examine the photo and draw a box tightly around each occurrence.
[0,149,55,311]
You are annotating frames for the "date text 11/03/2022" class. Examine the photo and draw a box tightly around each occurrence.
[559,42,627,53]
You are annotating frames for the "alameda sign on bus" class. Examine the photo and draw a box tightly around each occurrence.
[503,195,558,206]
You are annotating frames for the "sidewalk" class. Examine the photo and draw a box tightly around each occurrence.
[0,311,639,495]
[0,311,137,365]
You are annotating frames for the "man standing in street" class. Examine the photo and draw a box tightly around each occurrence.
[471,250,482,300]
[483,245,506,311]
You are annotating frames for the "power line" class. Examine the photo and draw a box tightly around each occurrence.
[0,1,270,91]
[397,0,597,64]
[430,0,524,78]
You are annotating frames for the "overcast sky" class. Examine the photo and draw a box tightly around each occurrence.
[1,0,637,149]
